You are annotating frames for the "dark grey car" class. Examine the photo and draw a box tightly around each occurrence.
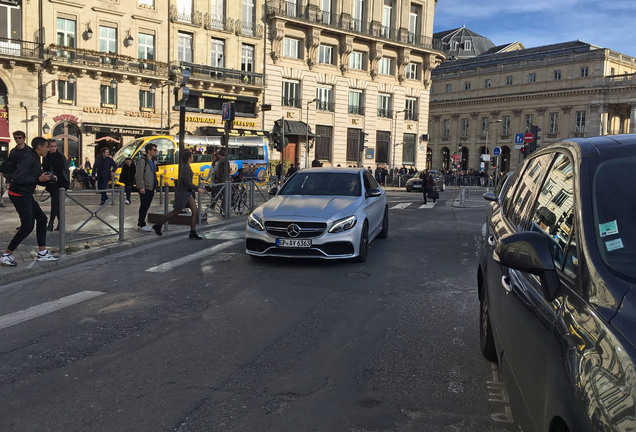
[478,135,636,432]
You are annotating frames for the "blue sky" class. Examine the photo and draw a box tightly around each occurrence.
[433,0,636,58]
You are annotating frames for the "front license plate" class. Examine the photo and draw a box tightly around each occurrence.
[277,238,312,248]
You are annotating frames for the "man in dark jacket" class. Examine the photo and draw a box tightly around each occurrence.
[92,147,118,205]
[1,137,59,267]
[42,139,70,231]
[119,157,136,204]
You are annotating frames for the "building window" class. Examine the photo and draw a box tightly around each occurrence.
[581,66,589,77]
[317,85,334,111]
[464,81,471,90]
[406,63,418,80]
[210,38,224,68]
[610,67,616,75]
[506,76,512,86]
[348,89,364,115]
[318,45,334,64]
[347,128,362,162]
[381,0,392,38]
[350,51,364,70]
[481,117,489,138]
[321,0,333,24]
[529,73,536,83]
[549,112,559,134]
[177,32,193,62]
[376,130,390,164]
[100,84,116,106]
[56,17,76,58]
[282,80,300,107]
[554,69,561,80]
[378,57,393,75]
[286,0,298,16]
[502,115,510,136]
[139,89,154,110]
[241,0,255,35]
[377,94,391,117]
[404,97,417,121]
[402,133,416,164]
[576,111,586,133]
[484,79,491,88]
[139,0,155,7]
[138,33,155,61]
[446,83,452,93]
[283,37,301,59]
[315,125,333,160]
[461,118,469,137]
[210,0,225,28]
[463,40,472,50]
[442,119,449,138]
[99,26,117,57]
[57,80,75,103]
[353,0,365,31]
[525,114,534,131]
[241,44,254,82]
[408,4,420,43]
[177,0,193,22]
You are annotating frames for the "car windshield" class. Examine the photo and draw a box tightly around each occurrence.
[279,172,361,197]
[592,153,636,280]
[113,139,143,165]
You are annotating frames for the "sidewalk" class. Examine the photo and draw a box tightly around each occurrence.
[0,188,238,286]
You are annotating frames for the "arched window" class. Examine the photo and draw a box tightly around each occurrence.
[52,121,81,167]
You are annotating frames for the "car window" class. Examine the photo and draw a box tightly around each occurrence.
[529,153,575,271]
[505,154,554,230]
[592,154,636,281]
[279,172,361,196]
[363,170,379,190]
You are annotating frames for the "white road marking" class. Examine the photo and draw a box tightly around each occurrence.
[146,239,242,273]
[390,203,412,209]
[418,202,437,209]
[0,290,105,331]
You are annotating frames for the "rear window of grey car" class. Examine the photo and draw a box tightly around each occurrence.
[593,154,636,281]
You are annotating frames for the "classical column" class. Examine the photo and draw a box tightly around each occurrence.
[630,102,636,134]
[600,104,609,136]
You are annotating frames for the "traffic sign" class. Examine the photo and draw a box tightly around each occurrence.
[493,146,501,156]
[452,153,461,162]
[515,133,524,144]
[523,133,534,144]
[222,102,235,121]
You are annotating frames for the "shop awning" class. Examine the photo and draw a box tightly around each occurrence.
[274,119,314,137]
[200,126,269,137]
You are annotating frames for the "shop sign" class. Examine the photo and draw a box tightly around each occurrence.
[53,114,79,123]
[185,116,256,128]
[125,111,155,118]
[83,106,117,114]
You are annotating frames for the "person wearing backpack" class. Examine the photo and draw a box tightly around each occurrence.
[134,143,158,232]
[1,136,59,267]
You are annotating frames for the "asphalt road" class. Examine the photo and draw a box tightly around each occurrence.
[0,190,520,432]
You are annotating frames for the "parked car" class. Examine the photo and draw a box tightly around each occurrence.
[478,134,636,432]
[405,170,445,192]
[245,168,388,262]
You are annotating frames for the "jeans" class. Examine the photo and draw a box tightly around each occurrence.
[138,189,155,227]
[49,185,60,227]
[124,184,133,202]
[97,177,110,204]
[8,193,47,252]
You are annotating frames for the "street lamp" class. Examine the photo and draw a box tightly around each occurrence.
[304,97,319,168]
[151,80,175,134]
[392,108,406,183]
[19,101,28,141]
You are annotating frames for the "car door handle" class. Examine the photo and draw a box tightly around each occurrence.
[488,236,495,246]
[501,275,512,294]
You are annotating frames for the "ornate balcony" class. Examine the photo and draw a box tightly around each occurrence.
[173,61,264,88]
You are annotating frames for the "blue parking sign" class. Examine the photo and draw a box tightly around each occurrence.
[515,133,524,144]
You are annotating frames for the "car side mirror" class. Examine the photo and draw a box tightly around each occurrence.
[495,231,560,301]
[366,188,382,198]
[483,192,497,202]
[268,187,278,196]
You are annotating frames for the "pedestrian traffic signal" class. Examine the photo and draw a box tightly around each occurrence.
[521,145,528,157]
[271,130,288,153]
[529,125,541,153]
[359,131,368,150]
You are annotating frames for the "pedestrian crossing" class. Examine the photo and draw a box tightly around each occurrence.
[389,201,438,210]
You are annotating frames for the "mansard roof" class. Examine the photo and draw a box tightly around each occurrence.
[433,26,495,59]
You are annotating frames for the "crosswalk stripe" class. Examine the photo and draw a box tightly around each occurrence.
[146,239,242,273]
[390,203,411,209]
[0,291,105,330]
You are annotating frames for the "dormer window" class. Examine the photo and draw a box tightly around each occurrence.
[463,40,472,50]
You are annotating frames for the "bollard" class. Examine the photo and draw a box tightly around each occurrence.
[460,186,466,205]
[466,186,471,199]
[249,180,255,212]
[224,181,231,219]
[159,174,163,205]
[59,187,67,253]
[118,187,125,241]
[163,184,169,230]
[197,189,202,224]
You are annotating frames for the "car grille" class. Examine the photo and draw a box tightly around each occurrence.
[264,221,327,239]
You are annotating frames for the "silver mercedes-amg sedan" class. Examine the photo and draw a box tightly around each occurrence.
[245,168,388,262]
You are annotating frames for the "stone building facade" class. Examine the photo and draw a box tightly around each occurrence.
[428,40,636,175]
[0,0,265,166]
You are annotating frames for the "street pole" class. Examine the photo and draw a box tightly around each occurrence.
[392,109,405,184]
[305,98,319,168]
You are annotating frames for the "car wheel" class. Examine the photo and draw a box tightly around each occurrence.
[377,207,389,239]
[480,288,497,362]
[355,221,368,263]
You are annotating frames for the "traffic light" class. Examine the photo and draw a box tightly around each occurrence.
[521,145,528,157]
[359,131,368,150]
[270,130,288,153]
[529,125,541,153]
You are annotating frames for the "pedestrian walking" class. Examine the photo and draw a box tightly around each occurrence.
[119,157,136,204]
[42,139,70,231]
[91,147,117,205]
[152,151,206,240]
[1,136,59,267]
[135,143,158,232]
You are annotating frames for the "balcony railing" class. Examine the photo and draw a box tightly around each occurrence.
[267,0,443,52]
[404,111,418,121]
[47,45,168,76]
[317,101,334,111]
[377,108,392,118]
[0,37,43,59]
[205,14,230,31]
[175,61,264,87]
[282,96,301,107]
[348,105,364,115]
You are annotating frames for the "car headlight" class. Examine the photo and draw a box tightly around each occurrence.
[329,215,357,233]
[248,213,265,231]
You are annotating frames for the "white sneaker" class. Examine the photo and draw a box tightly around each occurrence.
[125,200,130,204]
[36,250,59,262]
[138,225,152,232]
[1,253,17,267]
